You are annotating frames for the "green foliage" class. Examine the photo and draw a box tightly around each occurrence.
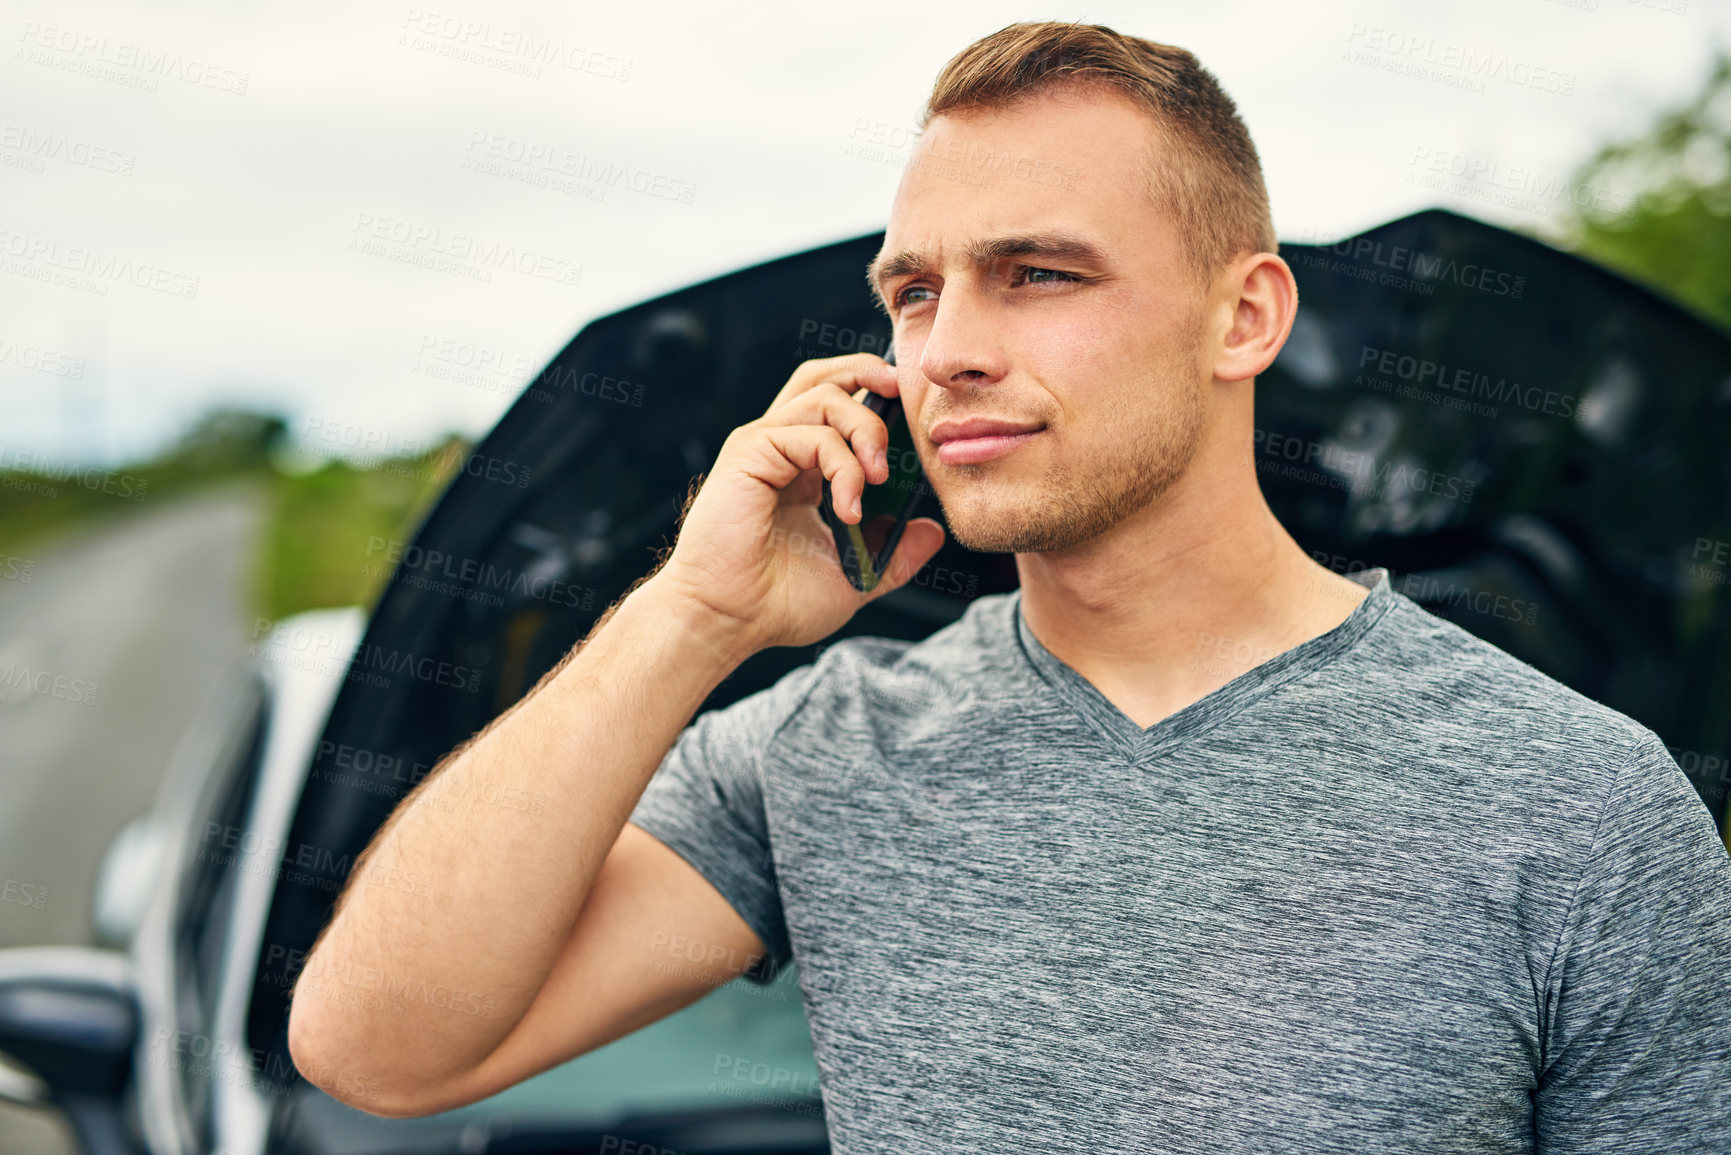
[152,407,288,474]
[255,438,464,621]
[1558,50,1731,334]
[0,405,292,557]
[0,412,463,624]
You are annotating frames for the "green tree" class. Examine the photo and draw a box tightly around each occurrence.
[1559,48,1731,333]
[154,407,288,474]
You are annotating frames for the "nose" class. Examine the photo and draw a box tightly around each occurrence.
[914,285,1010,392]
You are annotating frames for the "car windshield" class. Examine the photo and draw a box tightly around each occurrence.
[449,967,819,1121]
[286,964,825,1152]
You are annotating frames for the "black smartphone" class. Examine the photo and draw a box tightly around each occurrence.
[818,346,929,592]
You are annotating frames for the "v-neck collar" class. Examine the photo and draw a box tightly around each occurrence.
[1013,567,1397,763]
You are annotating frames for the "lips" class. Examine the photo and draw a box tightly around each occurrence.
[929,417,1047,466]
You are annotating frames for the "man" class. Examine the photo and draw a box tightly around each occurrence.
[288,21,1731,1152]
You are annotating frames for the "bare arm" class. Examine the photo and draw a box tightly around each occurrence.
[287,576,758,1115]
[287,353,947,1117]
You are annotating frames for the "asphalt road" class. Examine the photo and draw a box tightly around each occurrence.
[0,483,266,1153]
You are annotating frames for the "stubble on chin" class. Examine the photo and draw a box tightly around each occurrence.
[931,387,1207,555]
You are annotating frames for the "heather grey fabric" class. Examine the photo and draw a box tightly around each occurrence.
[627,566,1731,1152]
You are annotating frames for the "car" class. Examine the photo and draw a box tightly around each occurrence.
[2,208,1727,1155]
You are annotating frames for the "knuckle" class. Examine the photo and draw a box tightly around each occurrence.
[818,379,859,405]
[796,355,847,378]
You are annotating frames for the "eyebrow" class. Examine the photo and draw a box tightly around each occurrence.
[865,231,1110,310]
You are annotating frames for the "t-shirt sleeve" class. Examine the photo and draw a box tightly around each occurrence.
[626,659,824,987]
[1534,725,1731,1152]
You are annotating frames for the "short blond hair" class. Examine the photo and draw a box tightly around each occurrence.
[922,21,1278,284]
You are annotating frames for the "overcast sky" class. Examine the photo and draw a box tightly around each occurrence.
[3,0,1725,467]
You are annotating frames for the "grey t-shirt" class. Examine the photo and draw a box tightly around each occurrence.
[627,566,1731,1152]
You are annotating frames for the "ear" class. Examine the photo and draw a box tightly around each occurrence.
[1213,252,1299,384]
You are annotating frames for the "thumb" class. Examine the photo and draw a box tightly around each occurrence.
[867,517,948,600]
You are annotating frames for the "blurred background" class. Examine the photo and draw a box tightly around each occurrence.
[2,0,1729,1151]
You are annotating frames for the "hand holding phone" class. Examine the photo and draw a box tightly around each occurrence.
[649,349,946,654]
[817,347,930,592]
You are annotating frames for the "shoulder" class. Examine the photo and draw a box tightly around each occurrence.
[1345,589,1725,855]
[695,593,1016,757]
[783,592,1021,735]
[1310,590,1731,960]
[817,591,1017,674]
[1355,590,1654,766]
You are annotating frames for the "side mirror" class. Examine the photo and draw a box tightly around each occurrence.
[91,814,168,949]
[0,947,137,1104]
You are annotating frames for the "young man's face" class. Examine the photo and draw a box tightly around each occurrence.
[873,86,1222,554]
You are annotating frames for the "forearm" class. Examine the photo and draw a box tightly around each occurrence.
[287,575,755,1089]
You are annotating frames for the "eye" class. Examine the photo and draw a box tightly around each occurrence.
[893,284,936,308]
[1018,265,1079,285]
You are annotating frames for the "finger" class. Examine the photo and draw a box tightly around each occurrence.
[865,517,948,601]
[766,382,892,486]
[755,424,868,523]
[767,352,899,412]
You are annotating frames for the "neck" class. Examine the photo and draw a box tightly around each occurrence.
[1013,393,1368,726]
